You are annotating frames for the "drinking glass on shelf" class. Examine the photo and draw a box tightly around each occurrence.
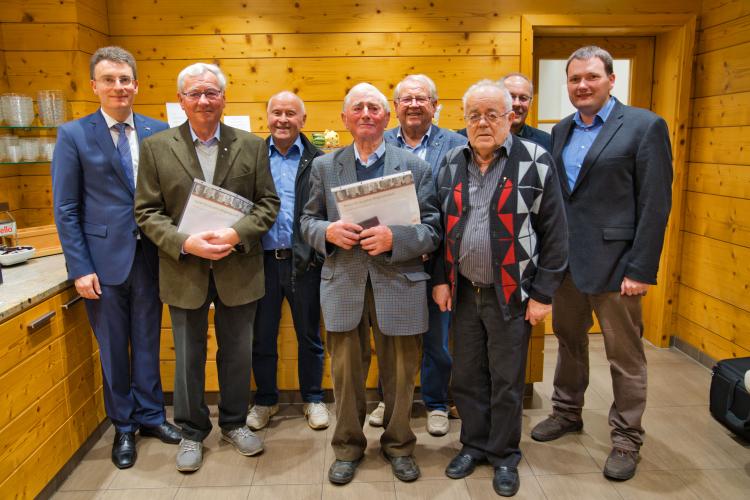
[37,90,66,126]
[20,138,39,161]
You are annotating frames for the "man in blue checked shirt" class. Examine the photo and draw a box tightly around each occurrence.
[247,91,328,431]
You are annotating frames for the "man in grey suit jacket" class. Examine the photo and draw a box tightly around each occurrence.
[382,74,467,436]
[530,46,672,482]
[301,83,441,485]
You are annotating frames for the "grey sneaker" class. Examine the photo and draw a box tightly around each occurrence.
[603,447,639,480]
[530,414,583,442]
[222,426,264,456]
[426,409,450,436]
[176,438,203,472]
[369,401,385,427]
[246,404,279,430]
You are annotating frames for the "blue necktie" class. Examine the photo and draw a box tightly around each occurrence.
[114,123,134,190]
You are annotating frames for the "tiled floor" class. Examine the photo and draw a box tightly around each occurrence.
[53,337,750,499]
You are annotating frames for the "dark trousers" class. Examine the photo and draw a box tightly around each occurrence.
[327,281,422,461]
[169,273,257,442]
[252,253,324,405]
[551,272,646,451]
[452,275,530,467]
[84,241,165,433]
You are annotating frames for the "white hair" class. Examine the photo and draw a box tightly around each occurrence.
[462,79,512,114]
[177,63,227,92]
[266,90,306,114]
[393,74,438,102]
[343,83,389,111]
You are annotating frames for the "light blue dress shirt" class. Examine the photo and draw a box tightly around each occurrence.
[562,96,616,190]
[396,125,432,161]
[354,140,386,166]
[262,136,303,250]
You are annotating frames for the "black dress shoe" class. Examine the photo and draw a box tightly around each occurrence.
[140,421,182,444]
[445,453,479,479]
[112,431,136,469]
[493,466,520,497]
[328,458,361,484]
[383,452,420,482]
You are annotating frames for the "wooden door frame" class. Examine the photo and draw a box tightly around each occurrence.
[520,14,697,348]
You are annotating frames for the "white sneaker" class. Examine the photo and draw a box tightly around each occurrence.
[304,402,330,430]
[246,404,279,430]
[176,438,203,472]
[221,426,263,456]
[426,409,450,436]
[369,401,385,427]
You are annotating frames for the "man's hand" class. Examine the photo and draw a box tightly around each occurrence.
[183,231,234,260]
[205,228,241,247]
[525,298,551,326]
[75,273,102,300]
[325,220,362,250]
[359,225,393,256]
[432,284,452,312]
[620,276,650,296]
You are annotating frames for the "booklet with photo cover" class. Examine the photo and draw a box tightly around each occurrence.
[331,171,421,228]
[177,179,254,235]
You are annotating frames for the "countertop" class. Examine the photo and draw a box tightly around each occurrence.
[0,254,71,321]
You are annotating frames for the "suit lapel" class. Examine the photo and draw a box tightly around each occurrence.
[133,113,154,140]
[383,143,403,176]
[336,145,358,186]
[425,128,443,175]
[553,118,574,196]
[572,100,624,193]
[172,123,205,181]
[212,123,239,187]
[91,110,132,194]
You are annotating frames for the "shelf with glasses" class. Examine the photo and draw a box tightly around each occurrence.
[0,160,51,165]
[0,125,58,130]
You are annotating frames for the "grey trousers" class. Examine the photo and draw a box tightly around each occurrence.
[327,280,422,461]
[551,272,647,451]
[170,273,257,442]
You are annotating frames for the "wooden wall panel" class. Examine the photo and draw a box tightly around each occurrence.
[682,191,750,247]
[699,0,750,30]
[686,163,750,199]
[691,91,750,128]
[693,43,750,97]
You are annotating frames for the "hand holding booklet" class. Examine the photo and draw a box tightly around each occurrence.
[177,179,254,234]
[331,171,421,228]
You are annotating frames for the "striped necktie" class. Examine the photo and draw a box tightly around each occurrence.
[114,122,134,190]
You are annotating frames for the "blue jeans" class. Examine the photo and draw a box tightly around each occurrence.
[252,253,324,405]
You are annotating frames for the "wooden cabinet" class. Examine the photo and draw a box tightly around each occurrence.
[0,286,104,499]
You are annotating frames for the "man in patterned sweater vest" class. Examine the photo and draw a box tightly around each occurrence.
[432,80,568,497]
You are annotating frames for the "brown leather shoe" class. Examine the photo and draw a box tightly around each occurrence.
[603,447,639,480]
[530,414,583,442]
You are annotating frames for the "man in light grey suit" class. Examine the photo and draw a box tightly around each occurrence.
[301,82,441,485]
[381,74,467,436]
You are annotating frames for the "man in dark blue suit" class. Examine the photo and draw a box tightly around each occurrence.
[382,74,467,436]
[52,46,180,469]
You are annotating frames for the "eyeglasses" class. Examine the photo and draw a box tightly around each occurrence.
[465,110,511,125]
[510,93,532,103]
[181,89,223,101]
[397,95,431,105]
[96,76,134,88]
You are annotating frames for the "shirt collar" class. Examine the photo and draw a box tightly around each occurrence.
[101,109,135,130]
[396,124,432,146]
[269,135,303,157]
[189,123,221,146]
[573,96,616,128]
[464,133,513,161]
[354,140,386,165]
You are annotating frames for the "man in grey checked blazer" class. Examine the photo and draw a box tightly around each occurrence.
[301,83,441,485]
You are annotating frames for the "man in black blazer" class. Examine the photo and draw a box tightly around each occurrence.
[530,46,672,482]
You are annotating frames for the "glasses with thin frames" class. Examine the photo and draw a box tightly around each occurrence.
[465,110,511,125]
[397,95,432,105]
[181,89,223,101]
[97,76,134,88]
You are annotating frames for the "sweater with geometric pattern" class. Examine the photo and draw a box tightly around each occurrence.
[432,137,569,319]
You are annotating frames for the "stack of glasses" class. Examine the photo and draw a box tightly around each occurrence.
[37,90,66,126]
[0,136,55,162]
[0,94,34,127]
